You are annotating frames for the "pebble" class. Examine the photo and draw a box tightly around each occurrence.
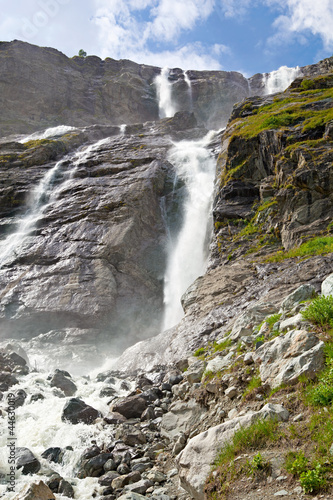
[293,413,304,422]
[274,490,289,497]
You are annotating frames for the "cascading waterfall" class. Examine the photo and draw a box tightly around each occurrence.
[184,70,193,111]
[155,67,176,118]
[162,131,217,330]
[263,65,302,94]
[0,137,109,268]
[20,125,77,143]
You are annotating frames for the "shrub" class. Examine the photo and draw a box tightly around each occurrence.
[285,451,308,476]
[300,465,326,494]
[301,294,333,327]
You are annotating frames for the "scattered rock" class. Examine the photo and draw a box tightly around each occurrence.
[161,399,205,440]
[229,303,278,340]
[321,273,333,297]
[16,447,41,475]
[50,370,77,396]
[112,394,148,419]
[62,398,100,424]
[280,284,316,310]
[13,480,55,500]
[253,329,324,388]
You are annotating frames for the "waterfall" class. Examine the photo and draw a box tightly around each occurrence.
[162,131,217,330]
[184,70,193,111]
[119,124,126,134]
[263,65,302,94]
[0,138,109,268]
[155,67,176,118]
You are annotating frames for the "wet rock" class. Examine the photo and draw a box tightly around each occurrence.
[117,462,131,475]
[58,479,75,498]
[100,386,117,398]
[124,479,153,495]
[253,329,324,388]
[99,471,120,486]
[81,445,101,460]
[78,453,113,478]
[47,474,62,491]
[0,372,18,391]
[30,393,45,403]
[161,399,205,440]
[177,404,288,499]
[41,447,63,464]
[112,394,149,419]
[104,459,118,472]
[50,370,77,396]
[61,398,100,424]
[13,480,55,500]
[16,447,41,475]
[12,389,27,408]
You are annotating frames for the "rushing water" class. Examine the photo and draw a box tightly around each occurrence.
[263,65,302,94]
[20,125,77,143]
[0,137,110,269]
[162,131,218,330]
[155,67,176,118]
[184,71,193,111]
[0,368,133,499]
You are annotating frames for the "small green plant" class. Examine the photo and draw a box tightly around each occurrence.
[212,338,232,353]
[302,294,333,327]
[285,451,309,476]
[306,350,333,406]
[194,347,205,358]
[78,49,87,57]
[248,452,271,476]
[266,236,333,262]
[300,465,326,494]
[243,375,262,399]
[266,313,282,329]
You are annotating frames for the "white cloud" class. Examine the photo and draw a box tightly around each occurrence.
[92,0,224,69]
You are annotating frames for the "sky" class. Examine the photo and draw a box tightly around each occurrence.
[1,0,333,76]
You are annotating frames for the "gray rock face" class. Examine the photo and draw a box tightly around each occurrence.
[160,399,205,440]
[322,273,333,296]
[253,329,324,388]
[177,404,289,500]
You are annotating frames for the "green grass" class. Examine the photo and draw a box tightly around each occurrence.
[266,236,333,262]
[301,294,333,327]
[214,417,279,467]
[242,375,262,399]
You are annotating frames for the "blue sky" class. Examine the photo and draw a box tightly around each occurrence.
[1,0,333,76]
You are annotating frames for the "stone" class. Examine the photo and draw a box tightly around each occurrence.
[104,411,128,424]
[171,382,190,398]
[280,284,316,311]
[115,426,146,446]
[322,273,333,297]
[99,471,120,486]
[146,470,167,483]
[61,398,100,424]
[225,386,237,399]
[12,389,27,408]
[141,406,156,421]
[253,329,324,388]
[104,459,118,472]
[274,490,289,497]
[169,374,183,386]
[177,403,288,499]
[124,479,153,495]
[16,447,41,475]
[229,303,278,340]
[205,352,234,374]
[41,447,63,464]
[293,413,304,422]
[161,399,205,440]
[78,453,113,478]
[117,463,131,475]
[50,370,77,397]
[112,395,148,419]
[244,352,254,365]
[0,372,18,391]
[117,493,147,500]
[184,360,206,384]
[58,479,75,498]
[279,313,306,332]
[13,481,55,500]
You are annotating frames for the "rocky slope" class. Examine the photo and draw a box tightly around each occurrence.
[0,40,250,136]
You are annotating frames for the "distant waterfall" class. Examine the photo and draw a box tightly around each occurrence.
[263,66,302,94]
[163,131,217,330]
[184,70,193,111]
[0,138,109,268]
[20,125,77,143]
[155,67,176,118]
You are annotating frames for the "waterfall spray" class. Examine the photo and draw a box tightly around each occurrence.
[184,70,193,111]
[263,66,302,94]
[162,131,217,330]
[155,67,176,118]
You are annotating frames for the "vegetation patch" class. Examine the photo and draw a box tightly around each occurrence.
[301,294,333,327]
[265,236,333,262]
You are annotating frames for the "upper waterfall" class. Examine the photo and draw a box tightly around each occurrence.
[263,65,302,94]
[155,67,176,118]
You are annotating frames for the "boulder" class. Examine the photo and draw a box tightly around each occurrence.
[61,398,100,424]
[279,313,306,332]
[161,399,205,440]
[229,302,278,340]
[322,273,333,297]
[253,329,324,388]
[280,284,316,311]
[184,360,206,384]
[58,479,75,498]
[13,481,55,500]
[104,411,128,424]
[16,447,41,475]
[205,352,234,373]
[78,453,113,478]
[112,394,148,419]
[50,370,77,396]
[117,493,147,500]
[115,425,146,446]
[177,404,289,499]
[41,447,63,464]
[124,479,153,495]
[0,372,18,391]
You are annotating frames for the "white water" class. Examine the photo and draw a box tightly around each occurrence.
[162,131,217,330]
[119,124,126,134]
[263,65,302,94]
[155,67,176,118]
[0,138,110,268]
[184,71,193,111]
[0,369,134,499]
[20,125,77,143]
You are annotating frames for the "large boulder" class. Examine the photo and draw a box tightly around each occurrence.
[50,370,77,396]
[112,394,149,419]
[253,329,324,388]
[16,447,41,475]
[161,399,205,440]
[13,481,55,500]
[61,398,100,424]
[279,284,316,311]
[229,302,278,340]
[322,273,333,297]
[177,404,289,500]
